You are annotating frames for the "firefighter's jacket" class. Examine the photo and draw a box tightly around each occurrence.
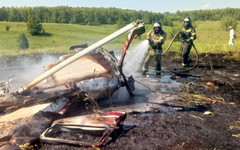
[181,24,196,42]
[147,29,166,51]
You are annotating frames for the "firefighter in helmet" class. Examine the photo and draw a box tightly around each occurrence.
[142,21,166,75]
[181,17,196,67]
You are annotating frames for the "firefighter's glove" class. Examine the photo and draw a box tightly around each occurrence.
[151,46,157,49]
[157,42,163,48]
[180,31,185,38]
[186,38,192,43]
[148,38,154,46]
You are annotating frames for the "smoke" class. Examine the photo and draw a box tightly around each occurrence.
[0,54,59,92]
[122,40,149,77]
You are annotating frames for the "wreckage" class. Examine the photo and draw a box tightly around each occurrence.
[40,111,127,147]
[0,20,145,149]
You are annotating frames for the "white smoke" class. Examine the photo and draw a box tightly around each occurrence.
[0,54,59,92]
[122,40,149,77]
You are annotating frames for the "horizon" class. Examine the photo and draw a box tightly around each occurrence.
[0,0,240,13]
[0,6,238,14]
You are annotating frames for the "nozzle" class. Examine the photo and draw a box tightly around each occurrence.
[136,20,144,25]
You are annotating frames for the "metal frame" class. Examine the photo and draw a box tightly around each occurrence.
[40,112,126,147]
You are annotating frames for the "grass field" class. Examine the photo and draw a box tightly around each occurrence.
[0,21,239,58]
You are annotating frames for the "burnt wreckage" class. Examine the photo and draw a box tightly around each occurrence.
[0,20,145,149]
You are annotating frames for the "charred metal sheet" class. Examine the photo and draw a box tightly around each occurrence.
[42,97,72,115]
[45,48,119,87]
[40,111,126,147]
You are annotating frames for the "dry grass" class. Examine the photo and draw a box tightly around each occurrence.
[178,83,225,105]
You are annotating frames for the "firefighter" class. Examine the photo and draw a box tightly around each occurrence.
[180,17,196,67]
[142,21,166,75]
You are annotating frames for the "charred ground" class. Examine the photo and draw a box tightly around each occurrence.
[40,52,240,150]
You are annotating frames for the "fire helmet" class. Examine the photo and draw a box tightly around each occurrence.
[154,22,162,28]
[184,17,190,22]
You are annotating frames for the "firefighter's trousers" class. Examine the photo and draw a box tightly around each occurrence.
[142,48,162,74]
[181,42,192,64]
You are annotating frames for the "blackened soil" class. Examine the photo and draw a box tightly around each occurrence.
[42,52,240,150]
[103,104,240,150]
[164,52,240,105]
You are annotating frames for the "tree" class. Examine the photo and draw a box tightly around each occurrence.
[162,18,174,26]
[117,12,129,28]
[18,33,29,49]
[1,6,240,26]
[0,7,8,21]
[8,8,22,22]
[221,15,238,31]
[27,10,43,35]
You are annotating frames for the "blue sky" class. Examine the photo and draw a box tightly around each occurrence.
[0,0,240,13]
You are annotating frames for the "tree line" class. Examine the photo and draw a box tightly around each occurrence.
[0,7,172,26]
[168,8,240,21]
[0,6,239,26]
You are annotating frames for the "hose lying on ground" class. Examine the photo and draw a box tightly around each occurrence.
[162,31,199,73]
[134,79,157,95]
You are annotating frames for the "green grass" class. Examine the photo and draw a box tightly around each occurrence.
[0,21,239,59]
[164,21,240,59]
[0,22,140,55]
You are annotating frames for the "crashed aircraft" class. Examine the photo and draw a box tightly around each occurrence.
[0,20,145,149]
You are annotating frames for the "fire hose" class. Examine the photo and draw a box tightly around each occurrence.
[162,31,199,73]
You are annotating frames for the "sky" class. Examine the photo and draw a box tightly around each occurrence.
[0,0,240,13]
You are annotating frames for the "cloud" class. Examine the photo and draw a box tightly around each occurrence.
[202,3,210,9]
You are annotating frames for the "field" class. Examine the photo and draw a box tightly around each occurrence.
[1,21,240,149]
[0,21,239,58]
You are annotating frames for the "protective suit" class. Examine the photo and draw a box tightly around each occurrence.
[181,18,196,67]
[142,22,166,75]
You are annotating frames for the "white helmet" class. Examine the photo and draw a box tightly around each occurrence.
[184,17,190,22]
[154,22,161,28]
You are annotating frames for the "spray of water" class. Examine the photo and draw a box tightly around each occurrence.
[122,40,149,77]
